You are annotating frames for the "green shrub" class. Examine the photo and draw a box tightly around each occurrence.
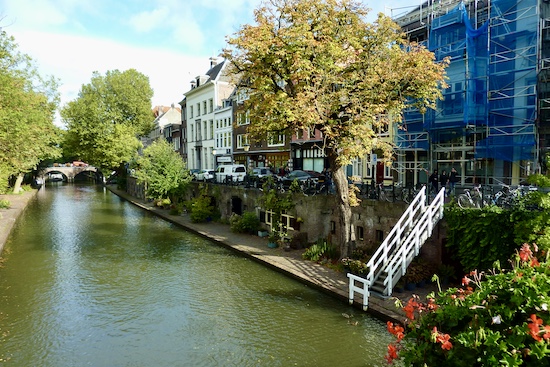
[340,258,369,275]
[444,192,550,272]
[189,195,215,223]
[169,203,184,215]
[229,211,260,234]
[386,243,550,366]
[526,173,550,187]
[302,239,339,262]
[0,199,10,209]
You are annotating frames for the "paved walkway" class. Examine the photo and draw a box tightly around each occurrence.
[0,190,36,254]
[0,186,441,324]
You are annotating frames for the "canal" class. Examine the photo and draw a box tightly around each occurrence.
[0,184,391,366]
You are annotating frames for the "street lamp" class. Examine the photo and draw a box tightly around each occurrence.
[212,149,217,170]
[243,143,251,170]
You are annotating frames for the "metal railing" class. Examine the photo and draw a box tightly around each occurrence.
[347,187,445,309]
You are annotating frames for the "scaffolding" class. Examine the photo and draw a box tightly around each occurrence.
[393,0,541,186]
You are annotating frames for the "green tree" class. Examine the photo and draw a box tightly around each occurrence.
[223,0,448,257]
[133,139,192,201]
[0,31,61,193]
[61,69,154,172]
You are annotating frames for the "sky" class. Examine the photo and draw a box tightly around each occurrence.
[0,0,415,125]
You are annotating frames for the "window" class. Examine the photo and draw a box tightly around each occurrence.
[197,103,200,116]
[203,101,207,115]
[189,106,194,118]
[237,134,250,148]
[210,120,214,139]
[209,99,214,113]
[268,133,285,147]
[237,111,250,125]
[357,226,364,241]
[281,212,295,231]
[308,127,316,139]
[237,88,249,103]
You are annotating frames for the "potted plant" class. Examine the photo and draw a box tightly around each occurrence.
[437,264,455,285]
[340,258,369,276]
[267,231,279,248]
[394,279,405,293]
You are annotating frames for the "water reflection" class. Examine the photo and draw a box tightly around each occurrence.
[0,185,391,366]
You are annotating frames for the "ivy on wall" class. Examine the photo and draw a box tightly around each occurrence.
[444,192,550,272]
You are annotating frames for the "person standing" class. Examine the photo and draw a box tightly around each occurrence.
[428,169,439,194]
[440,170,449,196]
[449,167,459,196]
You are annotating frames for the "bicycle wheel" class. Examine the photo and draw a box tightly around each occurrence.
[457,194,474,209]
[401,190,411,204]
[378,189,388,202]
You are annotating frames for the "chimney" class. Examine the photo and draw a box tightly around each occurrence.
[209,57,218,68]
[190,80,196,89]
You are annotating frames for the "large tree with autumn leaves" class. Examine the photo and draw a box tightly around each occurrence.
[223,0,448,257]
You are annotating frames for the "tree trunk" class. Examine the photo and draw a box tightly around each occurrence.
[12,173,24,194]
[330,162,355,259]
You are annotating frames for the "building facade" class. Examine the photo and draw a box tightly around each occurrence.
[183,58,235,171]
[390,0,548,187]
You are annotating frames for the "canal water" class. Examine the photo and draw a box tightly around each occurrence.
[0,184,391,367]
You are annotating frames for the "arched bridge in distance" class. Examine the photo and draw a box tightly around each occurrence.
[38,165,104,183]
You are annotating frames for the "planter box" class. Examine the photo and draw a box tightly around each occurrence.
[258,230,269,237]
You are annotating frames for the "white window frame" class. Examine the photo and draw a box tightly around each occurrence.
[237,111,250,126]
[237,134,250,148]
[267,133,285,147]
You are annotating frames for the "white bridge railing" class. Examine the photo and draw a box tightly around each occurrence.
[348,186,445,310]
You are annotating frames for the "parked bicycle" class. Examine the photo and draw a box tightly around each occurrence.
[457,185,486,209]
[385,182,411,203]
[365,182,388,201]
[489,184,537,209]
[400,184,426,204]
[301,178,326,196]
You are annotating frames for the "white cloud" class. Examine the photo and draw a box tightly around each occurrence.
[127,6,170,33]
[11,30,207,115]
[2,0,68,28]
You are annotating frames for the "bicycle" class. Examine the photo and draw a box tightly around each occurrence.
[457,185,486,209]
[366,183,388,201]
[385,182,410,203]
[400,184,426,204]
[301,178,320,196]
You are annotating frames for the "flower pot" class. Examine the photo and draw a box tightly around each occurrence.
[417,279,427,288]
[405,282,416,291]
[267,242,278,248]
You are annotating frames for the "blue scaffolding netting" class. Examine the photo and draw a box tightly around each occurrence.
[397,0,537,162]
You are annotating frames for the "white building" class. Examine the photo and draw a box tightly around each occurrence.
[145,104,182,149]
[213,97,234,167]
[183,58,235,170]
